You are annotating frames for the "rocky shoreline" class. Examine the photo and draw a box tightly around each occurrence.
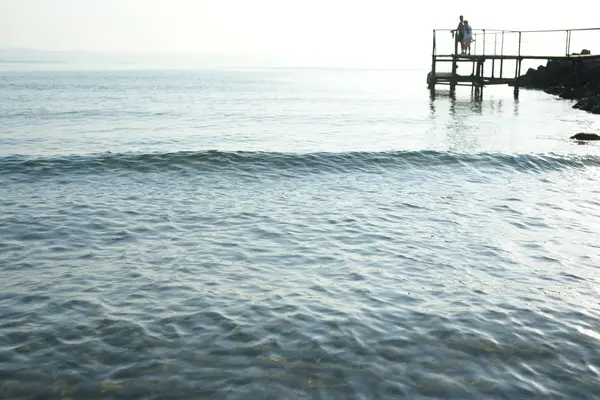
[513,49,600,115]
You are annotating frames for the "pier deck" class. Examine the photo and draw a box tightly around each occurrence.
[435,53,600,61]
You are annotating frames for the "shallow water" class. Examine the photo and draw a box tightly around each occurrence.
[1,67,600,399]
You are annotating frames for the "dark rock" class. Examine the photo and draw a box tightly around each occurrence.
[514,68,539,87]
[531,65,549,88]
[570,133,600,141]
[559,87,585,100]
[575,95,600,112]
[516,52,600,115]
[589,95,600,110]
[546,60,571,84]
[573,98,588,109]
[544,85,564,95]
[561,74,576,88]
[582,82,597,96]
[587,77,600,93]
[517,76,534,88]
[581,64,600,87]
[519,60,573,89]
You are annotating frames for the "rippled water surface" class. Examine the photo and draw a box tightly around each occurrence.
[1,67,600,399]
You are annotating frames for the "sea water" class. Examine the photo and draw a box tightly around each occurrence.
[1,67,600,399]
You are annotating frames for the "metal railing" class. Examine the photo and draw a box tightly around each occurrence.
[432,27,600,58]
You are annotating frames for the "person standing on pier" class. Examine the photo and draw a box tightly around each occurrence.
[463,20,473,55]
[451,15,465,54]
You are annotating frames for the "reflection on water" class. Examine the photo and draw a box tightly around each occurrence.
[449,94,483,115]
[428,87,522,152]
[430,88,507,115]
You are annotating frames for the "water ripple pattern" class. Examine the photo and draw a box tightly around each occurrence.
[1,68,600,399]
[3,150,600,179]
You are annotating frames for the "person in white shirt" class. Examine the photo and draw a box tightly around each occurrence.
[463,21,473,55]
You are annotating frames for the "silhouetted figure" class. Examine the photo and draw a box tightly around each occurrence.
[451,16,465,54]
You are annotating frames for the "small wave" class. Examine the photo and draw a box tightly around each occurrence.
[1,109,170,119]
[1,150,599,177]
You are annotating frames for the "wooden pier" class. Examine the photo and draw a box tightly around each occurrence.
[427,27,600,98]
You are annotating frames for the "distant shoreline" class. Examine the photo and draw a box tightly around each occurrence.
[0,60,65,64]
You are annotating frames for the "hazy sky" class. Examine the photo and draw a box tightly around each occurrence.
[1,0,599,66]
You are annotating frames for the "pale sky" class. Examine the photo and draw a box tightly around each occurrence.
[1,0,599,67]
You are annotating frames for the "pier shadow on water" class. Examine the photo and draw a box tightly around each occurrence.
[427,86,525,152]
[429,86,521,118]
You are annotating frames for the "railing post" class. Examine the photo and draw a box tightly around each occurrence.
[451,28,458,92]
[471,33,477,77]
[471,35,476,76]
[492,32,497,78]
[500,31,505,79]
[454,29,458,55]
[483,29,486,55]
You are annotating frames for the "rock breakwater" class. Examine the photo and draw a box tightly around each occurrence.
[514,49,600,114]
